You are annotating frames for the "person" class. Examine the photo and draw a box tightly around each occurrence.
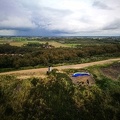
[87,79,89,84]
[48,66,52,72]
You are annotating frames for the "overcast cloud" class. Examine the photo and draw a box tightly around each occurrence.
[0,0,120,36]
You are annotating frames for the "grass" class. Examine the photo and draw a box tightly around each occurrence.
[47,41,68,47]
[10,41,41,47]
[0,39,69,47]
[0,40,34,46]
[64,43,81,47]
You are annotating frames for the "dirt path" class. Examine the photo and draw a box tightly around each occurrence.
[0,58,120,79]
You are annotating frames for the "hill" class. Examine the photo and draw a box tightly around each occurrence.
[0,62,120,120]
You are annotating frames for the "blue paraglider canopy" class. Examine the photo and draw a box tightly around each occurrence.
[72,72,90,77]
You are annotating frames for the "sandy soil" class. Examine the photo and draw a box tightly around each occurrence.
[69,75,95,86]
[101,62,120,80]
[0,58,120,79]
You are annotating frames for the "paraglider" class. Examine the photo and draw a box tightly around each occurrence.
[72,72,90,77]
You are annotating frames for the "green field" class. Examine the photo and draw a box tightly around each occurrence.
[0,39,69,47]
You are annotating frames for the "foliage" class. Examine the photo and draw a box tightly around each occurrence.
[0,43,120,70]
[0,63,120,120]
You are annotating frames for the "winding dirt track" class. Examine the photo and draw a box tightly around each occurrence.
[0,58,120,78]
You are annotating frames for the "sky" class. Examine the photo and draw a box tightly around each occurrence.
[0,0,120,36]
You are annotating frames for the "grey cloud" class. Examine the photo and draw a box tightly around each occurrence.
[0,18,37,31]
[79,16,93,24]
[0,27,32,31]
[103,19,120,30]
[45,7,72,16]
[16,28,67,36]
[0,0,120,36]
[0,0,36,32]
[92,1,112,10]
[31,7,72,30]
[32,6,72,21]
[0,0,24,18]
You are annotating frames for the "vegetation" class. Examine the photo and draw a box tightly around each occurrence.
[0,43,120,71]
[0,62,120,120]
[0,36,120,47]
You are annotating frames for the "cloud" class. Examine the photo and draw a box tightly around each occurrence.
[92,1,112,10]
[0,0,120,36]
[0,30,16,36]
[0,17,36,30]
[0,0,37,31]
[103,19,120,30]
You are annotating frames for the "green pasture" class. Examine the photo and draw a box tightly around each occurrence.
[0,39,70,47]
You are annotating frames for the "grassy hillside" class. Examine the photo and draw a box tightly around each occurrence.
[0,62,120,120]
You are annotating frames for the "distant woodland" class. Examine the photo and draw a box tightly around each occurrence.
[0,43,120,69]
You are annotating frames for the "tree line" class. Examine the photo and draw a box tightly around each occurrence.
[0,44,120,69]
